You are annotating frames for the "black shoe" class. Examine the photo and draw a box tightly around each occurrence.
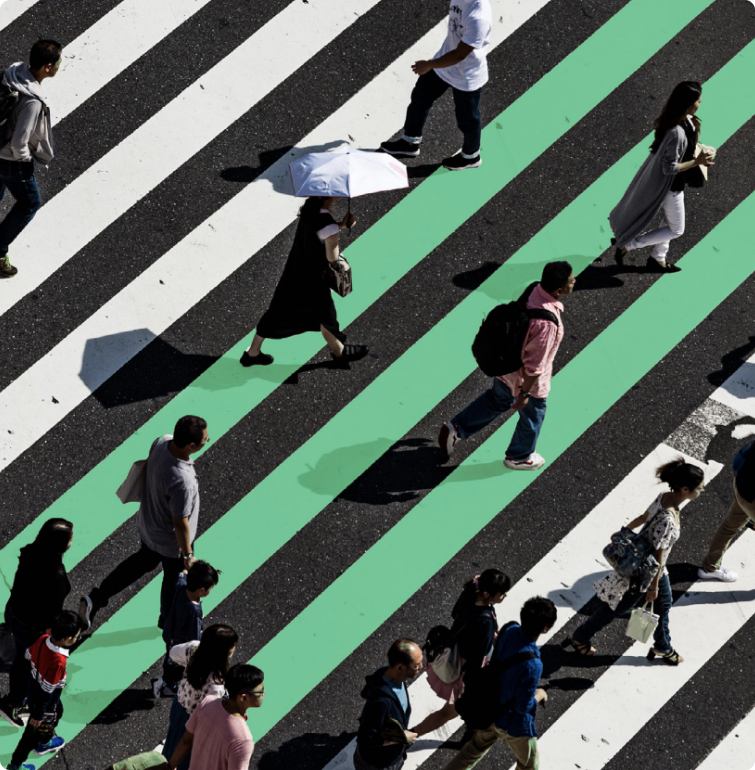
[331,344,369,366]
[0,697,24,728]
[379,138,420,158]
[442,153,481,171]
[646,257,681,273]
[240,351,274,367]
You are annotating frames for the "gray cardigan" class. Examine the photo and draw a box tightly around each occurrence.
[609,124,688,248]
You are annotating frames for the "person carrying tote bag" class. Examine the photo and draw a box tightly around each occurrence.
[411,569,511,737]
[609,81,715,274]
[562,460,705,666]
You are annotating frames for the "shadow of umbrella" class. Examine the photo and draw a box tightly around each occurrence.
[82,333,219,408]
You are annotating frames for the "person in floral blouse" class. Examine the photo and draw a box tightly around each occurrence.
[562,459,705,666]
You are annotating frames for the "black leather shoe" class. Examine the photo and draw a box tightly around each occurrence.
[611,238,625,266]
[331,344,369,367]
[646,257,681,273]
[240,351,274,367]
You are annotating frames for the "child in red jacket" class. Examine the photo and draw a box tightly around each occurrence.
[8,610,84,770]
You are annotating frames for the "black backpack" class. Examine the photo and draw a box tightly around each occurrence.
[471,282,559,377]
[0,83,19,145]
[455,622,537,730]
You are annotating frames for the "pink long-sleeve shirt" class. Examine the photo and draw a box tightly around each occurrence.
[498,283,564,399]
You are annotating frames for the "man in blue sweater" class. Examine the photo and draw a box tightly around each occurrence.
[354,639,423,770]
[443,597,556,770]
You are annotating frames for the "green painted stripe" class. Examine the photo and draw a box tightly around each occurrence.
[0,0,715,603]
[3,36,752,761]
[246,184,755,738]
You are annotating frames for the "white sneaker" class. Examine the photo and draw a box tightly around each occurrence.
[151,677,164,699]
[438,422,459,456]
[697,566,738,583]
[504,452,545,471]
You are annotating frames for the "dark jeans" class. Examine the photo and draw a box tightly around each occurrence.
[404,70,482,157]
[572,573,673,654]
[0,158,43,254]
[90,541,184,627]
[353,746,405,770]
[162,696,191,770]
[453,379,547,461]
[4,604,44,708]
[11,700,63,767]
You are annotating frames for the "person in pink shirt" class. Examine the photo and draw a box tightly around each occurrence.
[439,262,575,470]
[167,664,263,770]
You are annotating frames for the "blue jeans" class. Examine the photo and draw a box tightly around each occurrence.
[0,159,42,254]
[403,70,482,157]
[162,696,191,770]
[453,379,547,461]
[572,573,673,654]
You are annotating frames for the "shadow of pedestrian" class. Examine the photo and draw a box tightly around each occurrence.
[708,338,755,387]
[256,731,357,770]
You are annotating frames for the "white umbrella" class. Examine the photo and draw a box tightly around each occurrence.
[289,147,409,199]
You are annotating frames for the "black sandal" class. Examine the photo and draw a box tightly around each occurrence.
[647,647,682,665]
[610,237,626,266]
[560,636,596,656]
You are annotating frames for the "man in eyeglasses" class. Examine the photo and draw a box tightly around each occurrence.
[168,663,263,770]
[354,639,423,770]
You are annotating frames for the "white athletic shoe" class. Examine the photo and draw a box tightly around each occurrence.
[504,452,546,471]
[697,566,738,583]
[438,422,460,456]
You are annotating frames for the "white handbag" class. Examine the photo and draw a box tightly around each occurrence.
[116,459,147,504]
[431,642,464,684]
[626,602,659,644]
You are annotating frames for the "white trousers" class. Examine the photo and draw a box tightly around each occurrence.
[626,189,685,262]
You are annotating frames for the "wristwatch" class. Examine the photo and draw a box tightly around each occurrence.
[519,391,531,398]
[183,552,194,559]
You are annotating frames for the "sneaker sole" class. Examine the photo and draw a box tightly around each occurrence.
[443,160,482,171]
[379,147,420,158]
[438,424,457,456]
[78,595,93,629]
[504,461,545,471]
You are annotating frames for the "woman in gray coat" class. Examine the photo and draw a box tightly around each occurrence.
[609,81,715,274]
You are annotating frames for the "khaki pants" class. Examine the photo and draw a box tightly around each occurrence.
[442,724,538,770]
[702,480,755,572]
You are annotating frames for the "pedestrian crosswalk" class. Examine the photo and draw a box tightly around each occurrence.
[0,0,754,768]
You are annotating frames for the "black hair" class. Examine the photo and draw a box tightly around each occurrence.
[650,81,702,154]
[520,596,557,637]
[540,261,573,293]
[462,569,512,600]
[21,518,73,572]
[656,458,704,492]
[387,638,419,668]
[29,39,63,70]
[173,415,207,448]
[226,663,264,698]
[51,610,84,641]
[186,560,220,592]
[185,624,238,690]
[298,196,326,221]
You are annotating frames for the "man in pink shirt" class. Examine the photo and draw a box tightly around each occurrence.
[439,262,575,470]
[168,664,263,770]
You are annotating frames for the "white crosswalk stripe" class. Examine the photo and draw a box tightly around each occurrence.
[696,707,755,770]
[0,0,39,31]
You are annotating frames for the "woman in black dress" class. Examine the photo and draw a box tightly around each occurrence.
[241,196,368,367]
[0,518,73,728]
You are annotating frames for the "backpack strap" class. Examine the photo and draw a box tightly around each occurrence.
[527,308,559,328]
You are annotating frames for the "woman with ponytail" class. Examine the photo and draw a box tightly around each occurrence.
[411,569,511,736]
[0,518,73,728]
[609,81,715,273]
[562,459,705,666]
[240,196,369,367]
[161,623,239,770]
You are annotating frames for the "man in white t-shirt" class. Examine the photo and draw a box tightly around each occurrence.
[381,0,492,171]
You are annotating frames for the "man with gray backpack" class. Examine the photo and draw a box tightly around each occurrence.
[0,39,62,277]
[438,261,575,470]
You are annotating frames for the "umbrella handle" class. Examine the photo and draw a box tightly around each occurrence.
[345,197,352,238]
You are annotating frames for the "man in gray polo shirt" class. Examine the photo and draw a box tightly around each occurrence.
[78,415,208,630]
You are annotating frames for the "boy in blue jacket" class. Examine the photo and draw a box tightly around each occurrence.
[443,597,556,770]
[8,610,84,770]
